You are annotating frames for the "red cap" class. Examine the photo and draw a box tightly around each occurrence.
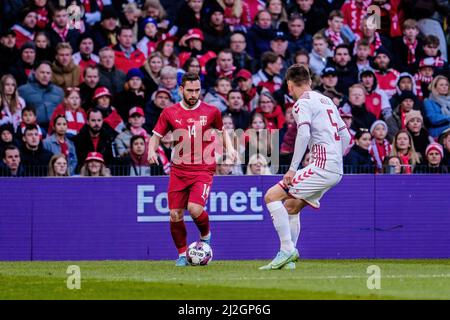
[129,106,145,117]
[236,69,252,80]
[151,88,174,102]
[93,87,112,100]
[425,142,444,158]
[85,152,104,163]
[184,28,204,42]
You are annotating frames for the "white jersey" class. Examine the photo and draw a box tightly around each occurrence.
[292,90,347,175]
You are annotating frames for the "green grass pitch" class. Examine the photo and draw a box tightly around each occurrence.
[1,260,450,299]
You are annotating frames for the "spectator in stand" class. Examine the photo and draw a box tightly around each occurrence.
[244,112,272,165]
[229,31,254,72]
[287,0,327,36]
[340,84,376,131]
[246,9,276,58]
[266,0,289,32]
[0,29,19,77]
[316,67,340,95]
[34,31,54,63]
[156,36,178,68]
[11,7,37,49]
[339,108,355,151]
[120,3,141,44]
[415,57,439,100]
[414,142,448,173]
[309,33,333,77]
[79,65,100,112]
[245,0,266,22]
[246,153,272,175]
[215,153,236,175]
[15,106,46,143]
[20,124,53,176]
[344,128,374,173]
[123,135,151,176]
[421,35,450,78]
[406,110,434,159]
[439,128,450,167]
[205,49,237,91]
[0,124,19,156]
[217,0,252,31]
[341,0,370,36]
[92,86,125,134]
[359,68,392,120]
[91,7,120,53]
[372,46,400,99]
[393,19,424,75]
[8,41,36,86]
[51,42,80,89]
[372,0,403,39]
[252,51,283,94]
[18,60,64,130]
[176,0,206,38]
[178,28,217,76]
[222,89,250,130]
[279,105,297,167]
[327,44,359,96]
[115,68,147,122]
[0,144,24,177]
[46,5,80,50]
[390,72,423,111]
[254,91,285,130]
[202,2,232,53]
[423,75,450,138]
[114,107,149,158]
[72,34,99,83]
[353,15,392,57]
[320,10,353,51]
[286,12,312,54]
[48,87,86,138]
[368,120,391,172]
[31,0,50,31]
[390,129,422,174]
[47,154,70,177]
[159,66,181,102]
[113,26,146,74]
[140,51,163,95]
[74,108,118,169]
[79,151,111,177]
[236,68,259,112]
[383,155,404,174]
[0,74,26,131]
[386,90,417,141]
[137,17,160,58]
[43,115,77,175]
[269,31,290,78]
[141,0,175,36]
[204,77,232,112]
[144,88,174,133]
[354,39,371,72]
[98,47,126,96]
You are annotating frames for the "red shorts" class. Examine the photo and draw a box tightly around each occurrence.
[168,168,214,209]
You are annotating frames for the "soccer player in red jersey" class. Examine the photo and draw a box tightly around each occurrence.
[148,72,237,266]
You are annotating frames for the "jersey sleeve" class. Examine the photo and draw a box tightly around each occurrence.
[152,108,171,137]
[334,105,347,132]
[292,99,313,128]
[212,108,223,132]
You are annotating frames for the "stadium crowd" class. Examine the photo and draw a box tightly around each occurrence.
[1,0,450,177]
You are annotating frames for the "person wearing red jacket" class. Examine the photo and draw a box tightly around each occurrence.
[11,8,37,49]
[113,26,146,74]
[373,46,400,99]
[92,86,125,133]
[178,28,217,75]
[254,91,285,130]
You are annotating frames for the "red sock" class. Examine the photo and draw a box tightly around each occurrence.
[193,211,210,238]
[170,220,187,254]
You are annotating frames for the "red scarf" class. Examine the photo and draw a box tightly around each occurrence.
[369,139,391,171]
[325,28,343,50]
[35,7,49,30]
[348,0,371,33]
[255,105,286,130]
[81,0,103,13]
[414,73,434,99]
[400,110,407,129]
[354,32,382,55]
[58,139,69,157]
[130,127,148,138]
[399,154,412,174]
[404,37,418,65]
[51,22,68,42]
[216,64,236,79]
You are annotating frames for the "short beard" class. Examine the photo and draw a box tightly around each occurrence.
[183,96,199,107]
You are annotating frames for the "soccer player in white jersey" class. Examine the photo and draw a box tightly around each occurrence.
[260,64,351,270]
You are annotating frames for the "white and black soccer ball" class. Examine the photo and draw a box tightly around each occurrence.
[186,241,213,266]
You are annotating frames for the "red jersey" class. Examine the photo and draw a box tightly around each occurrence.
[152,100,223,172]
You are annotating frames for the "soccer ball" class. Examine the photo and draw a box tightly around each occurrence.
[186,241,213,266]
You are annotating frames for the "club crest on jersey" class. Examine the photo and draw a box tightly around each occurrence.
[200,116,208,126]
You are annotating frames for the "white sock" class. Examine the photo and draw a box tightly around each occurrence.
[267,201,295,253]
[289,214,301,247]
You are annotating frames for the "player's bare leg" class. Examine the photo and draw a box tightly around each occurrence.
[170,209,189,267]
[260,184,300,270]
[187,202,211,245]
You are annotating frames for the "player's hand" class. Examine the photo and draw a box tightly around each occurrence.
[283,170,296,187]
[148,151,159,165]
[227,148,238,163]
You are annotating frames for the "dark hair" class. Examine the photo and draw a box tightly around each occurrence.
[2,144,20,159]
[35,60,52,70]
[294,49,310,63]
[328,10,344,20]
[261,51,280,69]
[424,34,440,47]
[130,134,146,146]
[22,105,37,116]
[182,57,200,72]
[227,89,242,100]
[354,128,371,140]
[285,64,311,86]
[23,124,39,135]
[180,72,200,87]
[118,25,133,35]
[87,108,103,119]
[53,114,67,127]
[334,44,350,55]
[215,76,232,86]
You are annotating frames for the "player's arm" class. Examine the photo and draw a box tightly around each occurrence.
[148,109,170,165]
[148,134,162,164]
[214,109,238,161]
[335,110,351,155]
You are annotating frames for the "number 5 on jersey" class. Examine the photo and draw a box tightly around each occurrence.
[326,109,341,141]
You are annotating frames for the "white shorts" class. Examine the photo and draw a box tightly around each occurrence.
[278,164,342,209]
